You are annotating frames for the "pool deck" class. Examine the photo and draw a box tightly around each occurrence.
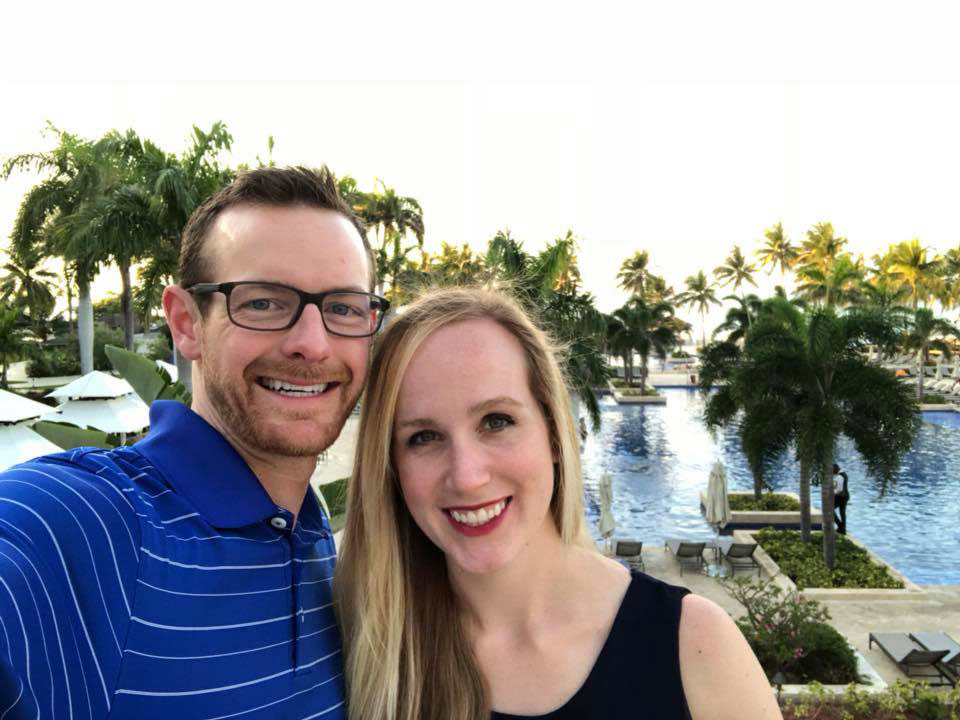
[636,543,960,689]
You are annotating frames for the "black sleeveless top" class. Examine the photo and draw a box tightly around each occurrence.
[490,573,692,720]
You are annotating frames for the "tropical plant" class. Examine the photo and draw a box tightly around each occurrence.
[358,180,425,298]
[676,270,720,349]
[755,221,798,278]
[714,245,757,300]
[608,296,680,395]
[797,222,848,274]
[712,293,764,344]
[427,242,485,286]
[902,308,960,400]
[701,301,919,568]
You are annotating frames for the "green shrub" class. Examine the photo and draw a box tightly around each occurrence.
[922,394,946,404]
[27,346,81,377]
[794,622,859,684]
[782,680,960,719]
[145,335,172,362]
[618,387,658,396]
[755,529,904,590]
[729,493,800,511]
[723,577,859,684]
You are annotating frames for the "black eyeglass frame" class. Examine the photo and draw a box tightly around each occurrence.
[186,281,391,337]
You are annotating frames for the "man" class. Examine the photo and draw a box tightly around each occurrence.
[0,167,387,718]
[833,463,850,535]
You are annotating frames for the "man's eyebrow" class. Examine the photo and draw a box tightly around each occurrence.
[395,397,523,430]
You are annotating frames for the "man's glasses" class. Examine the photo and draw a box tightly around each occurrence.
[186,281,391,337]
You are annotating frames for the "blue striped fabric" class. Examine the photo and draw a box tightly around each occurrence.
[0,400,345,719]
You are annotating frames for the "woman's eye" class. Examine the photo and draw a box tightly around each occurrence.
[483,414,514,432]
[408,430,440,446]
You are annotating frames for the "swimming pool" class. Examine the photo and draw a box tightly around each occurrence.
[581,388,960,584]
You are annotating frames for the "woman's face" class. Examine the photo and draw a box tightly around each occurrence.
[392,317,558,576]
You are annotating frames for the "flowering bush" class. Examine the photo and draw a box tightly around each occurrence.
[783,681,960,719]
[724,577,859,684]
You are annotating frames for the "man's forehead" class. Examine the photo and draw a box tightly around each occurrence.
[204,204,369,283]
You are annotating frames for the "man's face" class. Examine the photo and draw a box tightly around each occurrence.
[191,204,372,461]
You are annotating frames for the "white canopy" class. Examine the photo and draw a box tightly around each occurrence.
[47,371,133,400]
[0,423,61,471]
[45,395,150,434]
[0,388,55,424]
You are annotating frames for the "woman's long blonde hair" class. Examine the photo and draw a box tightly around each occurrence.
[334,287,592,720]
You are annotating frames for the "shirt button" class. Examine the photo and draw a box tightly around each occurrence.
[269,516,288,530]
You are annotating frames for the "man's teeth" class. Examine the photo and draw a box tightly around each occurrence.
[450,500,507,527]
[260,378,329,396]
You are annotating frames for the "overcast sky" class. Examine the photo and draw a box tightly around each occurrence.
[4,0,960,337]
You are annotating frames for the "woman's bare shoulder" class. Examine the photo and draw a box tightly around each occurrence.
[678,594,783,720]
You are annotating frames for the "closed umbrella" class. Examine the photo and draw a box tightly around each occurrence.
[598,472,616,554]
[704,461,731,576]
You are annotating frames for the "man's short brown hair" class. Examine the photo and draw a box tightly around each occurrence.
[178,166,375,292]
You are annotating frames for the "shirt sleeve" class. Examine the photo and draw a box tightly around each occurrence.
[0,456,142,718]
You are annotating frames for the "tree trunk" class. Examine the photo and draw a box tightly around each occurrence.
[799,455,811,542]
[700,309,706,350]
[120,260,135,351]
[821,456,837,569]
[639,352,649,395]
[77,274,94,375]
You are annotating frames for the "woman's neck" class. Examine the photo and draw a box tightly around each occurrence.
[450,527,585,637]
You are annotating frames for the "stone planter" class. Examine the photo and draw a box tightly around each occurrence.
[735,529,926,602]
[607,380,666,404]
[699,491,823,531]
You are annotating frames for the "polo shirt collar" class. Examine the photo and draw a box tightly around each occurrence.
[133,400,281,529]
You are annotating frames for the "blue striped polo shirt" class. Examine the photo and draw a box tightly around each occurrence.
[0,400,345,719]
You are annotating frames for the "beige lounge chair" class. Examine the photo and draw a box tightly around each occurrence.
[613,540,644,572]
[665,538,705,575]
[868,633,954,686]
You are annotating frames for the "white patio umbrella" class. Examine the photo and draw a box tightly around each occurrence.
[598,472,616,554]
[704,461,732,576]
[0,388,56,424]
[44,395,150,441]
[0,423,61,471]
[47,370,133,400]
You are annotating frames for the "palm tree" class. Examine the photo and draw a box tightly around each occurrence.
[714,245,757,299]
[887,238,942,310]
[798,222,848,274]
[712,293,764,344]
[676,270,720,349]
[755,221,797,277]
[0,307,27,388]
[4,127,109,374]
[0,245,58,340]
[360,180,425,298]
[902,308,960,400]
[703,302,919,568]
[794,253,864,307]
[428,242,485,286]
[609,297,679,395]
[617,250,654,297]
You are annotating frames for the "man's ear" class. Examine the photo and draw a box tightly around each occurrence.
[163,286,202,361]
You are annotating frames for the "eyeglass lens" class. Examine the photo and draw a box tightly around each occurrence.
[228,283,378,334]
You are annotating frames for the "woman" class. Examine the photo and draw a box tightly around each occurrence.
[335,287,780,720]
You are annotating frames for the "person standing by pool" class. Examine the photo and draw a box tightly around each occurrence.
[0,167,384,718]
[833,463,850,535]
[335,287,781,720]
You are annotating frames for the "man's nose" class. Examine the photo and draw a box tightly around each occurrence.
[279,302,333,361]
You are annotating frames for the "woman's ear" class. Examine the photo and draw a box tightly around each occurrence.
[162,286,202,361]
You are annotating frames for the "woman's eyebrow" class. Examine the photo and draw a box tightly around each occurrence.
[395,397,523,430]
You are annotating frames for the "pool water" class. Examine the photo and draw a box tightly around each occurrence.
[581,389,960,584]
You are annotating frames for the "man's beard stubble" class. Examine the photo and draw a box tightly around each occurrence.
[201,360,362,458]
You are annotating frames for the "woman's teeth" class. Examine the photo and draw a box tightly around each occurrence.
[449,499,507,527]
[259,378,329,396]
